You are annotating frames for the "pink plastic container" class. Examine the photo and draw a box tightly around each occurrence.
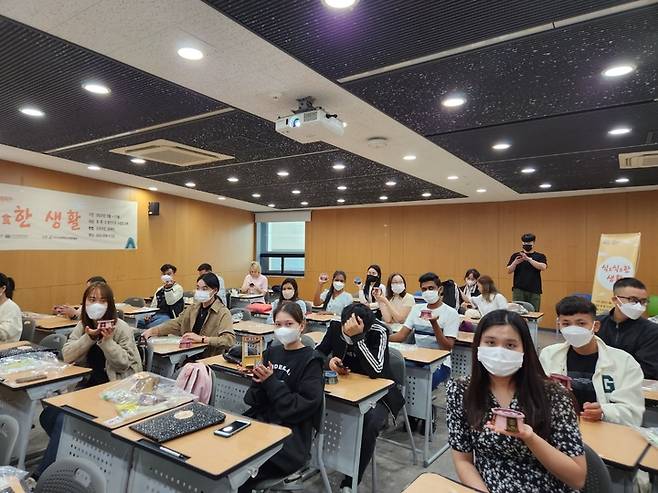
[492,407,525,433]
[420,309,432,320]
[550,373,573,390]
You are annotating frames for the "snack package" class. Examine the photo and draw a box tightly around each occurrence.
[0,352,67,379]
[0,466,29,492]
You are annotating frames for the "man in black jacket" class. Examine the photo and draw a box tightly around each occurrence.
[597,277,658,379]
[316,303,403,493]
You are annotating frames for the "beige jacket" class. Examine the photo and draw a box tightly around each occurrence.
[63,319,142,381]
[154,298,235,357]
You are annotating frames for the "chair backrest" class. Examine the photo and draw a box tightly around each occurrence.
[116,310,125,321]
[511,300,535,312]
[35,457,107,493]
[583,444,612,493]
[0,414,19,466]
[40,334,67,359]
[387,347,406,391]
[230,308,251,321]
[123,297,145,308]
[21,317,36,342]
[304,301,313,314]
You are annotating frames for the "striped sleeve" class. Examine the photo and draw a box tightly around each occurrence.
[355,323,387,376]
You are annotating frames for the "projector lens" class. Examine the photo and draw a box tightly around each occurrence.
[289,117,301,128]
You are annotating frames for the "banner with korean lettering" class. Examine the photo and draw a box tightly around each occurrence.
[591,233,641,314]
[0,183,138,250]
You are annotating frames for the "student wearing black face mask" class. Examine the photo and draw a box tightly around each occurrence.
[506,233,547,311]
[358,264,386,304]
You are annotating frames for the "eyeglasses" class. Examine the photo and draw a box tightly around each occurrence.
[616,295,649,306]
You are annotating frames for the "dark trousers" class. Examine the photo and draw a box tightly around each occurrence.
[512,288,541,311]
[37,407,65,477]
[341,401,389,488]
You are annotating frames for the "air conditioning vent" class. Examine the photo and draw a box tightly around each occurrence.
[619,151,658,169]
[110,139,233,166]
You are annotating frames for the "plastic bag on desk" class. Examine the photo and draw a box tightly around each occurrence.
[99,371,196,421]
[0,351,67,378]
[0,466,29,490]
[146,336,182,345]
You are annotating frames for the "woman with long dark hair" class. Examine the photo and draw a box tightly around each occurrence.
[446,309,586,493]
[313,270,353,315]
[358,264,386,304]
[461,275,508,317]
[266,277,307,324]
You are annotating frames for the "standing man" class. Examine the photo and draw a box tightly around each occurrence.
[507,233,547,311]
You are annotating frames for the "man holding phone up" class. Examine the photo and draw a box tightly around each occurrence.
[507,233,547,311]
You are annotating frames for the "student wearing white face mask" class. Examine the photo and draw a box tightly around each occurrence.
[143,273,235,358]
[313,270,354,315]
[596,277,658,379]
[540,296,644,426]
[0,273,21,343]
[447,310,587,493]
[140,263,185,329]
[266,278,308,324]
[374,273,415,331]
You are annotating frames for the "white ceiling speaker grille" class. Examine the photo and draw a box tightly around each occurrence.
[110,139,234,166]
[618,151,658,169]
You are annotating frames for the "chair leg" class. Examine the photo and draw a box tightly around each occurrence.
[315,435,332,493]
[402,408,418,465]
[371,442,377,493]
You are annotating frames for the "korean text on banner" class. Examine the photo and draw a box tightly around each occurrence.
[0,183,138,250]
[591,233,641,313]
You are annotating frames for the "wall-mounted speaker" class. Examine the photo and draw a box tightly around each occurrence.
[148,202,160,216]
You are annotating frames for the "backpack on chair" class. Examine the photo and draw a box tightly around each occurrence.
[175,363,213,404]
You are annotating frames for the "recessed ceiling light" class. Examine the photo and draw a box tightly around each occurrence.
[252,193,261,198]
[322,0,357,9]
[337,185,347,191]
[301,201,309,206]
[342,121,348,128]
[276,170,289,177]
[492,142,511,150]
[421,192,431,198]
[403,154,417,161]
[177,47,204,60]
[87,165,101,171]
[332,163,346,170]
[615,177,630,184]
[379,195,388,200]
[447,175,459,180]
[227,177,239,183]
[521,167,536,174]
[131,158,146,164]
[19,107,44,117]
[337,198,345,203]
[476,188,487,193]
[267,203,276,208]
[441,96,466,108]
[539,183,552,189]
[185,181,196,188]
[608,127,631,135]
[218,196,226,200]
[385,181,397,186]
[602,65,635,77]
[148,186,158,191]
[82,83,111,95]
[292,189,301,195]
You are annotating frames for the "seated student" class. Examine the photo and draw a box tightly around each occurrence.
[458,268,481,310]
[52,275,107,320]
[540,296,644,427]
[596,277,658,379]
[374,272,415,331]
[358,264,386,304]
[316,304,403,493]
[461,275,508,317]
[266,277,307,324]
[238,303,324,493]
[143,273,235,357]
[240,261,268,303]
[140,264,184,329]
[38,281,142,476]
[313,270,354,316]
[389,272,459,387]
[197,263,227,306]
[0,273,21,343]
[447,310,586,493]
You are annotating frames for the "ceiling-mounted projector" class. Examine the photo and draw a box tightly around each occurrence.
[275,97,344,143]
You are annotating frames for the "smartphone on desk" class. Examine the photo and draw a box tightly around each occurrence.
[214,419,251,437]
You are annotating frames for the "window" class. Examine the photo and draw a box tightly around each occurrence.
[257,221,305,275]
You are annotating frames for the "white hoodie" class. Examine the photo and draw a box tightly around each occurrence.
[540,336,645,427]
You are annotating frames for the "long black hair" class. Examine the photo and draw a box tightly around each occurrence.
[80,281,117,329]
[323,270,347,311]
[278,277,300,303]
[464,309,561,440]
[364,264,382,301]
[0,273,15,299]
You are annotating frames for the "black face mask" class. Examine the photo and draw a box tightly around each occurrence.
[522,244,533,252]
[365,274,380,287]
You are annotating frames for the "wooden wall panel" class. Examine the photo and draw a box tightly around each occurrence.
[0,160,254,313]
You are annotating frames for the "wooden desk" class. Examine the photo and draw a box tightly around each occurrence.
[151,341,208,356]
[0,340,32,351]
[199,354,241,372]
[1,364,90,390]
[305,312,336,323]
[119,305,159,316]
[35,315,78,330]
[640,445,658,475]
[324,372,393,404]
[403,473,482,492]
[456,331,475,345]
[643,379,658,401]
[233,320,274,335]
[580,420,649,470]
[307,331,325,346]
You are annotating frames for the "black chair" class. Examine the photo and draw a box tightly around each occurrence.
[21,317,36,342]
[35,457,106,493]
[583,443,613,493]
[123,297,145,308]
[230,308,251,321]
[40,334,67,360]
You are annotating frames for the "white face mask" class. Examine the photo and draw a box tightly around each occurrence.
[466,279,476,287]
[85,302,108,321]
[391,283,405,295]
[274,326,301,345]
[333,281,345,291]
[422,289,440,304]
[161,274,173,283]
[561,324,595,348]
[616,297,645,320]
[477,346,524,377]
[194,290,212,303]
[282,288,295,300]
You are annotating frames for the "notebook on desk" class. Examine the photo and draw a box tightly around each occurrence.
[129,402,226,443]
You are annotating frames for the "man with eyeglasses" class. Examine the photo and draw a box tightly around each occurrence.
[597,277,658,379]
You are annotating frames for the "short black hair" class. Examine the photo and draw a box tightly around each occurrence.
[418,272,441,286]
[197,263,212,272]
[340,302,375,329]
[160,263,177,274]
[613,277,646,292]
[0,273,16,299]
[555,296,596,318]
[521,233,536,243]
[464,268,480,280]
[86,275,106,284]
